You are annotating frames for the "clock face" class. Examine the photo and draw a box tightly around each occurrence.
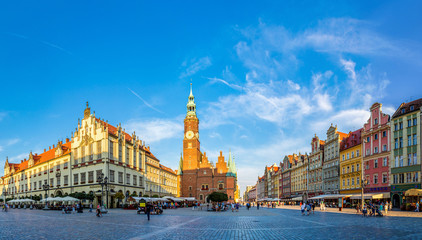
[186,131,194,139]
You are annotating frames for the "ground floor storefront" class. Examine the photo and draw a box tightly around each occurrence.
[391,183,421,208]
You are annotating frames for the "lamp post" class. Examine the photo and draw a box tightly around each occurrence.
[56,172,61,196]
[42,183,50,209]
[150,188,152,198]
[361,177,368,211]
[98,173,108,212]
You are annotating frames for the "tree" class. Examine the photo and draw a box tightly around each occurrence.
[208,192,228,203]
[152,194,159,198]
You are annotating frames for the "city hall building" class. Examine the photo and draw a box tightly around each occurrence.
[177,84,238,203]
[0,103,177,207]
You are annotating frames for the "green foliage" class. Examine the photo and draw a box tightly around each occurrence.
[143,195,149,197]
[115,192,125,200]
[152,195,159,198]
[31,195,41,201]
[208,192,228,203]
[130,192,137,197]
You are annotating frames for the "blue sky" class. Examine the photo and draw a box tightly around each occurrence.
[1,1,421,195]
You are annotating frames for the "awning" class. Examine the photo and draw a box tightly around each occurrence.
[291,197,302,201]
[349,192,390,200]
[405,189,422,197]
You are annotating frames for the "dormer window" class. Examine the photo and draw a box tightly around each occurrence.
[401,108,405,114]
[410,105,414,111]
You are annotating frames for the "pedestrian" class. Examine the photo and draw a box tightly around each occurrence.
[301,203,305,216]
[312,202,315,214]
[236,203,239,212]
[231,203,235,212]
[72,204,76,214]
[89,203,93,213]
[257,203,259,210]
[146,203,151,221]
[385,202,388,215]
[362,204,367,217]
[416,202,420,212]
[96,205,102,217]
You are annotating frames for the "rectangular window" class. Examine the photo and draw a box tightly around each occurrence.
[133,175,137,186]
[110,170,115,182]
[395,138,398,149]
[414,153,418,165]
[109,140,114,159]
[347,153,349,159]
[81,172,86,183]
[414,172,419,182]
[366,148,370,156]
[399,122,403,129]
[400,156,403,167]
[357,164,360,172]
[395,156,399,168]
[393,175,398,184]
[413,134,417,145]
[88,171,94,183]
[97,141,102,157]
[118,144,122,162]
[383,145,387,152]
[374,159,378,168]
[74,174,79,184]
[408,119,412,127]
[57,176,61,186]
[383,157,387,167]
[352,165,355,172]
[394,124,398,131]
[408,154,412,166]
[383,174,387,183]
[351,152,354,158]
[399,137,403,148]
[399,173,404,183]
[118,172,123,183]
[407,173,412,183]
[126,174,130,185]
[39,181,42,189]
[374,134,378,140]
[408,135,412,146]
[367,137,370,142]
[347,179,350,186]
[413,118,417,126]
[382,131,386,137]
[64,175,68,185]
[342,155,345,161]
[374,147,378,153]
[374,118,378,125]
[34,182,37,190]
[373,175,378,184]
[139,176,143,186]
[351,178,355,185]
[96,170,103,182]
[356,150,359,157]
[64,162,68,169]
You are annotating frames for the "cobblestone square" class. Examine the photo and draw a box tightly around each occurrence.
[1,207,421,240]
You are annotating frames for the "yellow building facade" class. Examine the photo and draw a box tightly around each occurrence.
[339,129,363,194]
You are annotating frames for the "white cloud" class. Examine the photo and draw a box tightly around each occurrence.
[128,88,164,114]
[9,153,29,162]
[180,57,212,78]
[383,105,396,116]
[312,109,370,132]
[287,80,300,90]
[0,138,20,153]
[314,93,333,112]
[125,119,183,143]
[207,77,243,91]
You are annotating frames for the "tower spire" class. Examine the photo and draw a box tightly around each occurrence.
[186,83,196,117]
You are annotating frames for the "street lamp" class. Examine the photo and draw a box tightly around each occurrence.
[150,188,152,198]
[56,172,61,196]
[361,177,369,211]
[42,183,50,209]
[98,173,108,212]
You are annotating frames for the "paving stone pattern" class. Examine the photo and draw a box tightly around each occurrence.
[0,207,421,240]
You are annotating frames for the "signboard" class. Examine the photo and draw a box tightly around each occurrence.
[139,199,146,207]
[338,198,342,208]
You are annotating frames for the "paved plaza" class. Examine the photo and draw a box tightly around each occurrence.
[1,206,421,240]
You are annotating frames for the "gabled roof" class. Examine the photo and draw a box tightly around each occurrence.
[340,128,362,151]
[392,98,422,119]
[160,164,176,174]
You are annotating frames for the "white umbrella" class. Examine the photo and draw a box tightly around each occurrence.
[21,199,35,203]
[51,197,65,202]
[61,196,79,202]
[40,197,57,202]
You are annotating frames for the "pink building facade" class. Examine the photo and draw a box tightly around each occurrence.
[362,103,391,195]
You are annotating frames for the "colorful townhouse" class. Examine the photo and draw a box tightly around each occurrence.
[390,99,422,208]
[308,135,325,198]
[290,153,308,200]
[339,129,362,195]
[362,103,391,199]
[323,124,348,194]
[280,155,292,200]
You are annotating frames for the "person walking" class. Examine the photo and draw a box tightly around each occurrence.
[257,203,259,210]
[311,202,315,214]
[89,203,93,213]
[385,202,388,215]
[96,205,102,217]
[362,204,367,217]
[146,203,152,221]
[416,202,420,212]
[301,203,306,216]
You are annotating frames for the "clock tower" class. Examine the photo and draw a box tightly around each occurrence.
[183,83,201,170]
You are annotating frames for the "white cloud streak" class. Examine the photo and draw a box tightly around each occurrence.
[125,119,183,143]
[128,88,164,114]
[180,57,212,78]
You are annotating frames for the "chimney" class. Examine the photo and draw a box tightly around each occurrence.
[44,149,46,152]
[53,144,55,148]
[66,138,69,143]
[49,146,51,150]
